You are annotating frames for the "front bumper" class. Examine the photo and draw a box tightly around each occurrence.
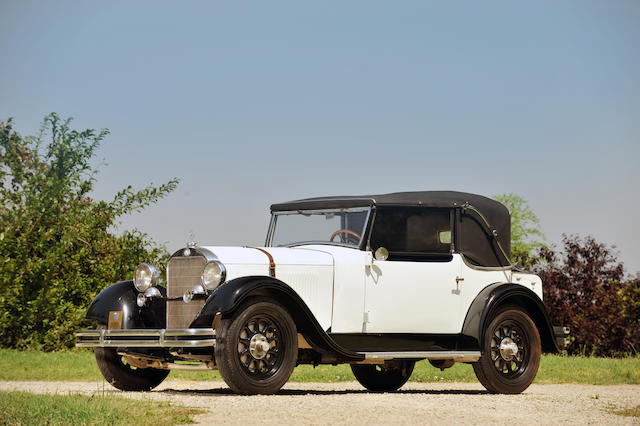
[75,328,216,348]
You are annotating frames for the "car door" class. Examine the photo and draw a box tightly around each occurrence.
[362,207,464,334]
[363,254,463,333]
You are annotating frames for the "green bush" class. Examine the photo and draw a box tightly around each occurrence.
[0,114,178,350]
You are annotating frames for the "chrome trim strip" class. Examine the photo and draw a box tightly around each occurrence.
[284,241,362,249]
[364,207,376,252]
[360,351,481,361]
[266,214,276,247]
[75,328,216,348]
[273,206,374,215]
[169,246,218,262]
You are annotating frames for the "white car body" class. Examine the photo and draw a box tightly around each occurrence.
[207,245,542,335]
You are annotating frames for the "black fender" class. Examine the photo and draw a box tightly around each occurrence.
[86,280,166,329]
[191,275,364,361]
[461,283,559,353]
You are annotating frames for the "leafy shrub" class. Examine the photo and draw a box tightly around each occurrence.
[493,193,546,269]
[0,114,178,350]
[534,235,639,356]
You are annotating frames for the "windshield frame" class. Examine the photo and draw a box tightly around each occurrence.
[266,207,372,249]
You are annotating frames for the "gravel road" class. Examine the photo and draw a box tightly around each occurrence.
[1,380,639,425]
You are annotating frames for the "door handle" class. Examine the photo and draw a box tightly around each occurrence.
[455,276,464,284]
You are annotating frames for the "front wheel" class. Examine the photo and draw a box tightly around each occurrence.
[473,306,541,394]
[95,346,169,391]
[351,360,415,392]
[215,298,298,395]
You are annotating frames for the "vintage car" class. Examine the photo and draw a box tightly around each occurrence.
[76,191,569,395]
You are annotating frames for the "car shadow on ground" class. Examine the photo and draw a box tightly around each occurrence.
[159,388,490,396]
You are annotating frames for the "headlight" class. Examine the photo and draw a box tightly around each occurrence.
[202,260,226,290]
[133,262,158,292]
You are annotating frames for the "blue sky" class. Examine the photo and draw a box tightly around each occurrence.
[1,1,639,274]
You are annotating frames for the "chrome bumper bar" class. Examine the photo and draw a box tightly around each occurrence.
[75,328,216,348]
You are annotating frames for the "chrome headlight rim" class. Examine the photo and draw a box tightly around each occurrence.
[201,260,226,291]
[133,262,159,292]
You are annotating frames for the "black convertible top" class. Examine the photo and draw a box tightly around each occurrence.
[271,191,504,213]
[271,191,511,268]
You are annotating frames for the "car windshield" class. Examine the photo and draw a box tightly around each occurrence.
[269,208,370,248]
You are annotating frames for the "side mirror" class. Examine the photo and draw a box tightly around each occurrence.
[374,247,389,261]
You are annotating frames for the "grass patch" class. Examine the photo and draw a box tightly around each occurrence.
[0,350,105,382]
[0,349,638,385]
[611,405,640,417]
[535,355,640,385]
[0,349,222,382]
[0,391,203,425]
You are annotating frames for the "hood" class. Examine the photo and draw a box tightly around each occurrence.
[201,246,334,267]
[199,246,334,282]
[197,245,339,331]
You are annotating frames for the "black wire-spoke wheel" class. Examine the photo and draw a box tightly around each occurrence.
[473,306,541,394]
[490,320,528,377]
[215,298,297,395]
[237,316,282,379]
[351,360,415,392]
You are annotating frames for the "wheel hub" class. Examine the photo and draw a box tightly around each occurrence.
[499,337,519,361]
[249,333,270,359]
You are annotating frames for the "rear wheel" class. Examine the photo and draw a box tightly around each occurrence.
[351,360,415,392]
[473,306,541,394]
[95,346,169,391]
[215,298,298,395]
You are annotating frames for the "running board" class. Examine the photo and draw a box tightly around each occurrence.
[359,351,481,362]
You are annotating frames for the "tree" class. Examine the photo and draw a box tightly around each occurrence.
[493,193,545,268]
[0,113,178,350]
[534,235,638,356]
[619,276,640,354]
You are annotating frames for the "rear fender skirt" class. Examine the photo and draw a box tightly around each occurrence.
[192,276,364,361]
[86,280,166,329]
[461,282,559,353]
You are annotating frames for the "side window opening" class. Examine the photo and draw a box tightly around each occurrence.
[370,207,453,262]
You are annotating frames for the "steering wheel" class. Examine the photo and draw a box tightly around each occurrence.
[330,229,362,244]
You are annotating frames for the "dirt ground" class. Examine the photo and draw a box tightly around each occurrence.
[1,380,639,425]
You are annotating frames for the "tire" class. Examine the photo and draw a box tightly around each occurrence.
[95,346,170,391]
[215,298,298,395]
[351,360,415,392]
[473,306,541,394]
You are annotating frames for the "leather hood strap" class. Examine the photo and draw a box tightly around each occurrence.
[245,247,276,278]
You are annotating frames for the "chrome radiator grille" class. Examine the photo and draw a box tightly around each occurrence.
[167,255,207,329]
